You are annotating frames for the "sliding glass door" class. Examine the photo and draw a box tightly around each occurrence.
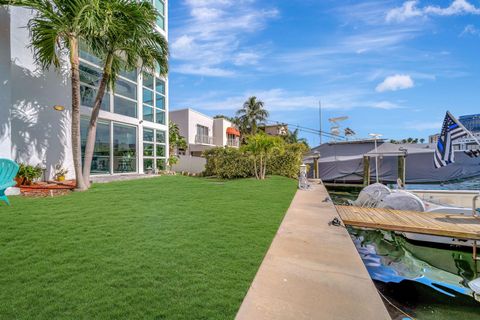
[81,119,138,174]
[113,124,137,173]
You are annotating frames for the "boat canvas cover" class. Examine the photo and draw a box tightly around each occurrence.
[306,141,480,183]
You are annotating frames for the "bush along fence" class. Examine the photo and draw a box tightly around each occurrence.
[204,134,309,179]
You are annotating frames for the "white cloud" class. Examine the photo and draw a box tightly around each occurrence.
[386,1,423,22]
[372,101,403,109]
[386,0,480,22]
[376,74,414,92]
[460,24,480,36]
[170,1,278,77]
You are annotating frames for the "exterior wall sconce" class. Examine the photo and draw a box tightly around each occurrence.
[53,105,65,111]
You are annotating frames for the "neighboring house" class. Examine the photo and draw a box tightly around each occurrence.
[169,109,240,173]
[0,1,168,180]
[259,124,289,136]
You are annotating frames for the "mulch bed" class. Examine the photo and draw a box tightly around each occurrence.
[19,180,76,197]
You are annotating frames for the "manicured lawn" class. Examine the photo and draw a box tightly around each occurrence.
[0,175,297,319]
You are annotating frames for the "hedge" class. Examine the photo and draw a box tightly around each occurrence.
[203,143,308,179]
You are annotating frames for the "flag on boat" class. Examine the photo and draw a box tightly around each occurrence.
[465,149,480,158]
[434,111,469,168]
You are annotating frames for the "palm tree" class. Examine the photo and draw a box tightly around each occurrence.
[242,133,282,180]
[1,0,101,190]
[82,0,168,187]
[236,96,269,135]
[284,128,309,148]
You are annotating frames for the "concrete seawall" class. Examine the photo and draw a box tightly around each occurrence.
[236,182,390,320]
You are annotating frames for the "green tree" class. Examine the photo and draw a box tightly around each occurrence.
[168,121,187,169]
[1,0,101,190]
[82,0,168,187]
[236,96,269,135]
[284,128,309,148]
[242,133,282,180]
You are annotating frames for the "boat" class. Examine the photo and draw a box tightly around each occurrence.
[350,183,480,248]
[306,140,480,184]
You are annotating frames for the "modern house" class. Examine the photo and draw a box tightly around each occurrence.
[0,1,168,180]
[259,124,289,136]
[169,108,240,173]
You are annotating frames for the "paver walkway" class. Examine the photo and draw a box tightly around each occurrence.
[236,182,390,320]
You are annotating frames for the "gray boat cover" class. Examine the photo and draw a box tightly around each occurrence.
[305,141,480,183]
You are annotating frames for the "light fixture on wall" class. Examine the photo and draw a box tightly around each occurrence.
[53,105,65,111]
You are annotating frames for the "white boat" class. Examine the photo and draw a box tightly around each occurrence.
[351,183,480,248]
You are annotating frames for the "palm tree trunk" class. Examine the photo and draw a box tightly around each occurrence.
[253,157,259,179]
[259,155,263,180]
[82,53,113,187]
[69,38,87,191]
[263,158,267,180]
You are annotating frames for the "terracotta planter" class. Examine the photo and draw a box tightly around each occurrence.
[15,177,23,187]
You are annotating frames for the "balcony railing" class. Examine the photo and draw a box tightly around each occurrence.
[195,134,213,144]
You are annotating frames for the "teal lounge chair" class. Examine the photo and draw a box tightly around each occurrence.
[0,159,19,206]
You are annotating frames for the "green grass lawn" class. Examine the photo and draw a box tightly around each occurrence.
[0,175,297,319]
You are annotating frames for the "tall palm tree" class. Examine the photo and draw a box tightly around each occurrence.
[236,96,269,135]
[1,0,102,190]
[82,0,168,187]
[284,128,309,148]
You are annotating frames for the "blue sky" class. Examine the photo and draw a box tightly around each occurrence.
[168,0,480,146]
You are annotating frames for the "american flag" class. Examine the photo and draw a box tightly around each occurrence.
[434,112,469,168]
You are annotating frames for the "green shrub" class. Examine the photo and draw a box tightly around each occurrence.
[16,163,43,185]
[204,147,253,179]
[204,142,308,180]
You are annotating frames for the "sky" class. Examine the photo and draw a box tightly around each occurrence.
[168,0,480,146]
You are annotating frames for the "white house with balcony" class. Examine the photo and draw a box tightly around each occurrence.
[0,1,169,180]
[169,108,240,173]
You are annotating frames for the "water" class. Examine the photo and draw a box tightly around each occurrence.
[328,177,480,320]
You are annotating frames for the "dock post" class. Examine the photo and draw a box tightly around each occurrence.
[363,156,370,186]
[313,157,319,179]
[398,155,406,187]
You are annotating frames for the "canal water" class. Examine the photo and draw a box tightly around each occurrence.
[328,177,480,320]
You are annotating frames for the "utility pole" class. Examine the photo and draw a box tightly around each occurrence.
[319,100,322,145]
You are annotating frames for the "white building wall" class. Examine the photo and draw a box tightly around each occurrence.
[0,8,12,160]
[1,4,169,179]
[171,155,206,173]
[8,8,75,179]
[169,109,190,143]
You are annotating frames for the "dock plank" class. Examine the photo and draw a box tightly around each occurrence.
[337,205,480,240]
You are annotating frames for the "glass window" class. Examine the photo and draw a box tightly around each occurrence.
[156,145,165,157]
[156,78,165,94]
[80,85,110,111]
[113,124,137,173]
[156,16,164,30]
[144,159,154,171]
[156,159,166,171]
[155,94,165,110]
[79,42,102,66]
[144,143,154,157]
[143,128,154,142]
[143,88,154,106]
[155,0,165,15]
[156,130,166,143]
[143,105,154,122]
[143,73,154,90]
[119,69,137,82]
[115,78,137,100]
[114,96,137,118]
[81,119,111,174]
[155,110,165,125]
[79,64,102,87]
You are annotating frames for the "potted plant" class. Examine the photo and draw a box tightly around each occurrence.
[15,163,43,186]
[54,164,69,182]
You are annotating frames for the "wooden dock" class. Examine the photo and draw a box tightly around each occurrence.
[336,205,480,240]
